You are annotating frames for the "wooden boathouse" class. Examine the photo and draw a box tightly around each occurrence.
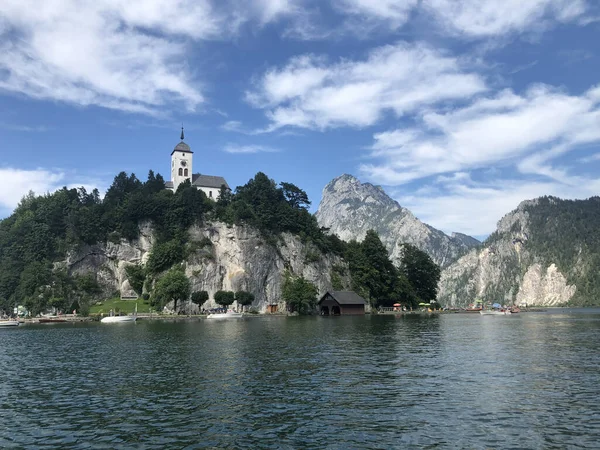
[318,291,367,316]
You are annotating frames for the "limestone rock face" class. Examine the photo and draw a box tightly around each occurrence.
[61,221,348,312]
[61,221,155,299]
[315,174,479,268]
[437,200,576,307]
[516,264,576,307]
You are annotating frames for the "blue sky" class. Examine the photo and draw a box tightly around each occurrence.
[1,0,599,238]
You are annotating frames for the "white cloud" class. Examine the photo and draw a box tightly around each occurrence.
[333,0,418,30]
[0,122,52,132]
[358,83,600,236]
[0,167,105,217]
[248,42,486,130]
[223,144,279,153]
[361,85,600,185]
[394,172,600,237]
[0,0,308,115]
[423,0,588,37]
[221,121,247,133]
[577,152,600,163]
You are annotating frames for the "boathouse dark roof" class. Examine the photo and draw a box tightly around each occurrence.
[318,291,367,305]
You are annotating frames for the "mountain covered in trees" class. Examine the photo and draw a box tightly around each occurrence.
[0,171,441,315]
[438,196,600,307]
[316,174,479,268]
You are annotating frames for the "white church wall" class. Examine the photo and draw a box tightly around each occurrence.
[199,187,221,200]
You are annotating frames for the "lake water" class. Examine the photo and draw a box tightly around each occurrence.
[1,310,600,449]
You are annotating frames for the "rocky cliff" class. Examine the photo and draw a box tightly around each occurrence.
[315,174,479,268]
[437,196,600,307]
[61,221,349,312]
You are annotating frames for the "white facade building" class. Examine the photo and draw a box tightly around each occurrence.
[166,128,229,198]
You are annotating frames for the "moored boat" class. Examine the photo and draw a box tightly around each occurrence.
[0,320,20,327]
[207,310,243,319]
[480,309,511,315]
[100,304,137,323]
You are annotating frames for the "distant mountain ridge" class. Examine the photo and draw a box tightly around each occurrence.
[438,196,600,307]
[315,174,479,268]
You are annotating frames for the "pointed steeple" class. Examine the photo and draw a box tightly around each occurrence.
[180,125,185,141]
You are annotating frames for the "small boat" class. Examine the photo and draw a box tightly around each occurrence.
[465,299,483,312]
[480,309,511,315]
[38,317,68,323]
[207,309,243,319]
[101,304,137,323]
[0,320,20,327]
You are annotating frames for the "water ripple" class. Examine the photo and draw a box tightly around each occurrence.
[1,312,600,448]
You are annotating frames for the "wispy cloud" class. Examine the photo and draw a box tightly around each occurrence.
[577,152,600,163]
[223,144,280,154]
[0,0,307,116]
[247,42,486,131]
[0,122,52,132]
[422,0,588,38]
[360,85,600,185]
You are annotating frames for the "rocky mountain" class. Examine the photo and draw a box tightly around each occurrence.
[315,174,479,268]
[62,221,349,313]
[438,196,600,307]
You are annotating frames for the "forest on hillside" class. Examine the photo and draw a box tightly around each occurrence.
[484,196,600,306]
[523,196,600,305]
[0,171,440,315]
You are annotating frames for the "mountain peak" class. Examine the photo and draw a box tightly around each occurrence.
[316,175,479,268]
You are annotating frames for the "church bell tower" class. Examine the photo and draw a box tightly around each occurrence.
[171,127,193,191]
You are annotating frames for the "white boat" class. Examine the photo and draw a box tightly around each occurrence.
[0,320,20,327]
[206,310,243,319]
[101,304,137,323]
[480,309,511,316]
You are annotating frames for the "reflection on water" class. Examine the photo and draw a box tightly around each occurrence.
[1,310,599,448]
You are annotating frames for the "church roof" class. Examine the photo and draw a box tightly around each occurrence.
[171,141,192,154]
[192,174,230,189]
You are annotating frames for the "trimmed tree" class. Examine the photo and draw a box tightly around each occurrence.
[191,290,209,307]
[235,291,255,311]
[214,290,235,308]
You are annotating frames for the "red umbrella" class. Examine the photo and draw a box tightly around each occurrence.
[393,303,401,307]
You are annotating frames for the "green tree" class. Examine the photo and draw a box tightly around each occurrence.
[282,273,318,314]
[235,291,255,310]
[191,290,209,306]
[346,230,398,307]
[153,268,191,311]
[125,264,146,297]
[214,290,235,308]
[400,244,441,303]
[280,182,311,209]
[146,239,185,275]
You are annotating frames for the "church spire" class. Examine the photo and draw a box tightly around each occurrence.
[180,125,185,141]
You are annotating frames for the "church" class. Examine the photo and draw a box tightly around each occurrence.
[165,128,230,198]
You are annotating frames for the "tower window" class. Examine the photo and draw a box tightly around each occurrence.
[184,169,188,176]
[209,191,213,198]
[178,168,183,176]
